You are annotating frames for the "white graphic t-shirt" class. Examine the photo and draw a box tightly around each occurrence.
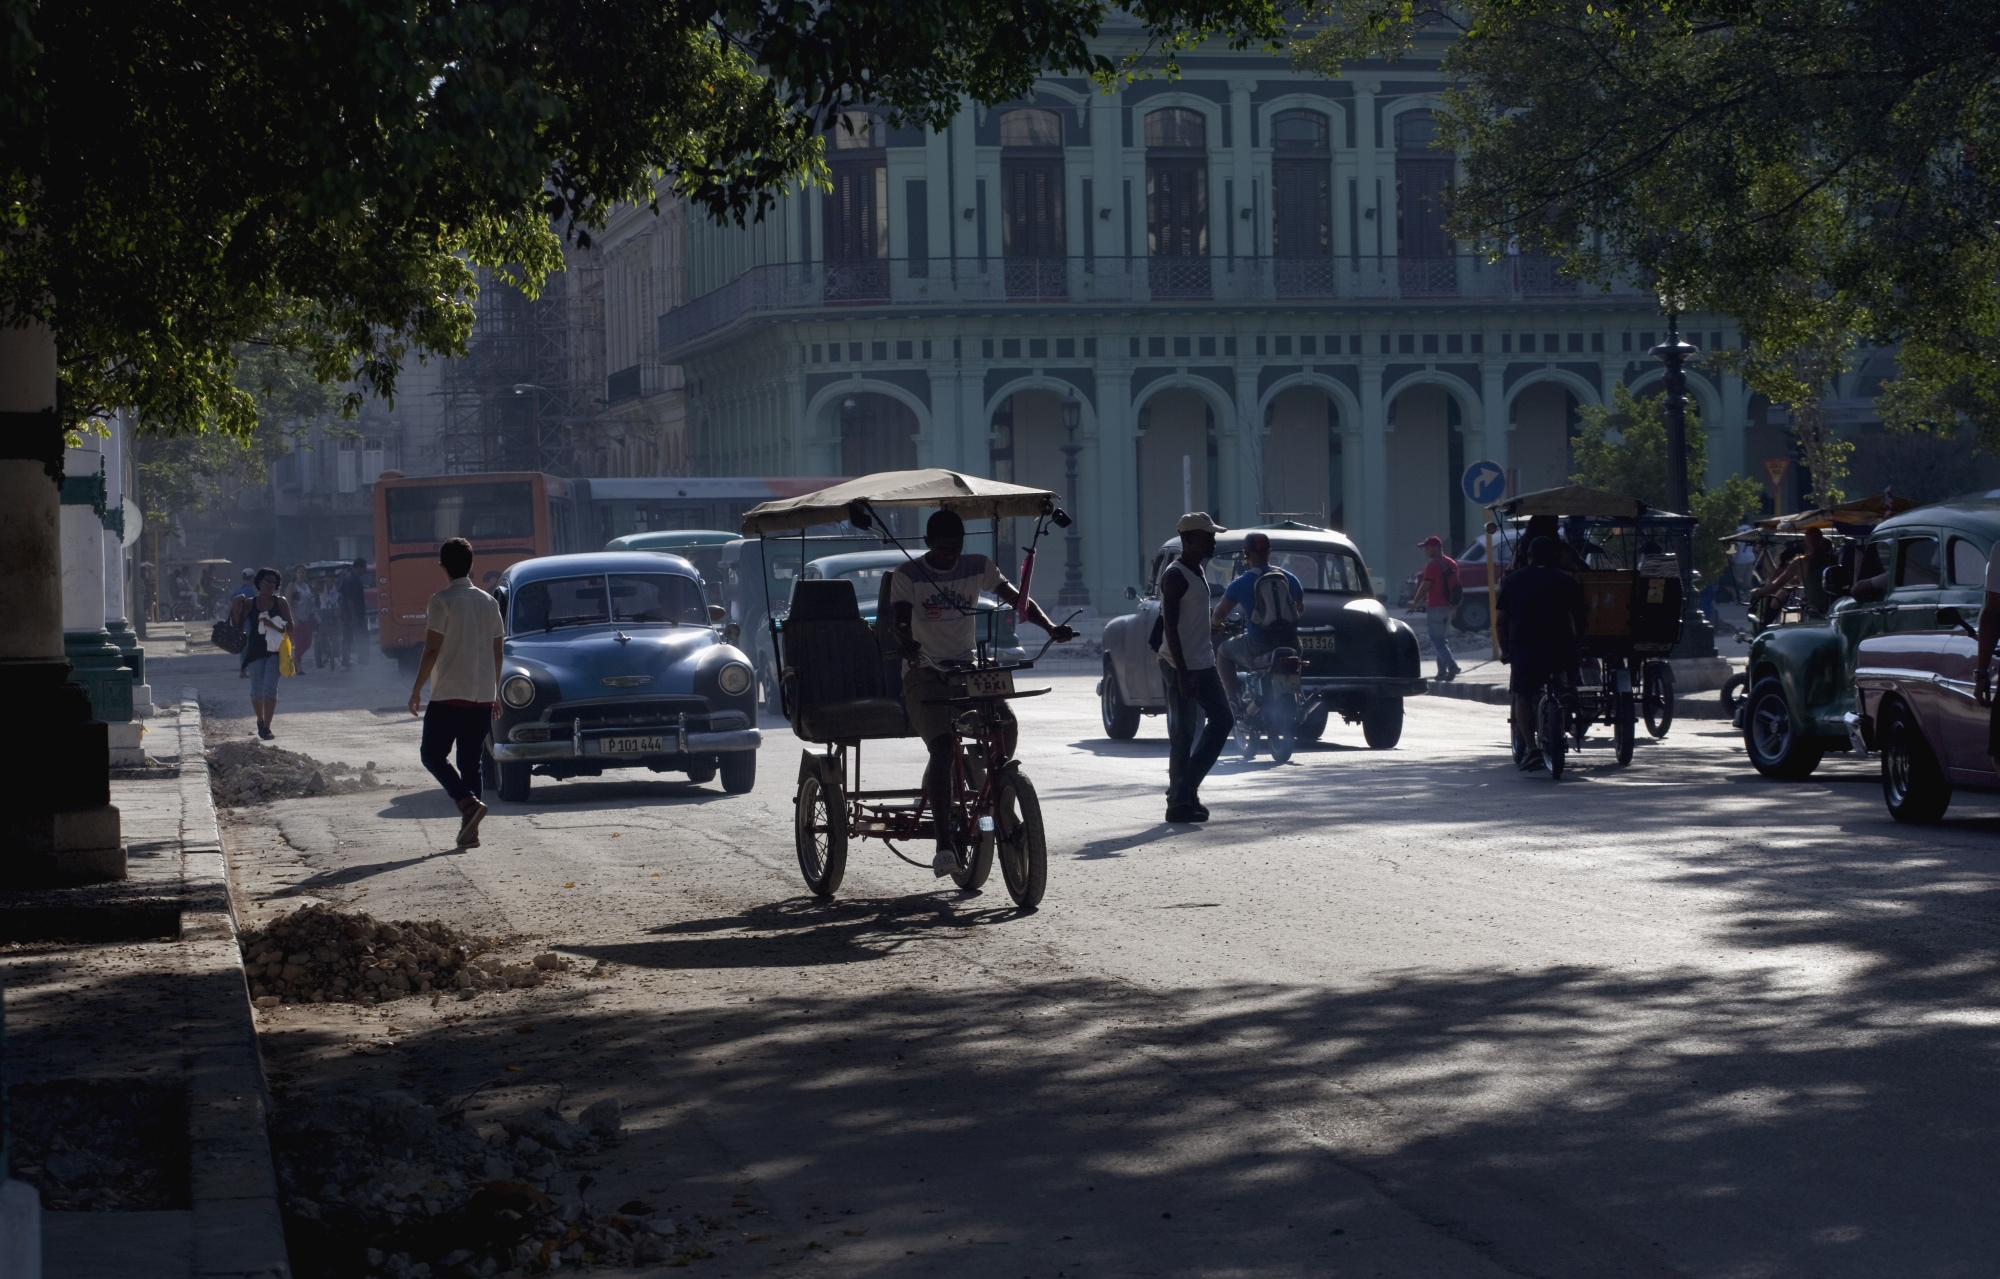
[888,554,1006,665]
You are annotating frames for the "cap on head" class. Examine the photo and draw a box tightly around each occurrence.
[1417,535,1444,549]
[1177,512,1226,535]
[925,509,965,542]
[241,568,255,580]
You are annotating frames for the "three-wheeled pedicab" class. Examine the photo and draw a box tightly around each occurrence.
[740,470,1078,909]
[1484,485,1689,776]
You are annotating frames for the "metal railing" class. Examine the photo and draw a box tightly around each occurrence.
[658,255,1632,354]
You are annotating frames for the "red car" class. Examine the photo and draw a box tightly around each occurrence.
[1850,608,1995,822]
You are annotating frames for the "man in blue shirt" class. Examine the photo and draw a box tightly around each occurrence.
[1213,532,1304,706]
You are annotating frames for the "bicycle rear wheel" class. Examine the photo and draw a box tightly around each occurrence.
[995,771,1047,909]
[1538,690,1567,780]
[1613,689,1636,766]
[794,769,848,898]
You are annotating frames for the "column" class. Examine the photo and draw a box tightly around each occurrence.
[1352,81,1382,284]
[1228,365,1259,524]
[103,413,150,718]
[1096,347,1143,601]
[1481,360,1510,489]
[1357,358,1389,586]
[61,438,135,737]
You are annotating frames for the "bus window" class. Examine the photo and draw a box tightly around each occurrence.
[386,482,536,542]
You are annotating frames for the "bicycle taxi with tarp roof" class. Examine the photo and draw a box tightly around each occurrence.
[740,469,1079,909]
[1484,484,1691,774]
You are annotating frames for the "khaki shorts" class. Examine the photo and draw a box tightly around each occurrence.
[903,666,1017,753]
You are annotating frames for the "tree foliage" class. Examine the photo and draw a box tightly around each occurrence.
[3,0,1284,439]
[1295,0,2000,451]
[1570,383,1762,579]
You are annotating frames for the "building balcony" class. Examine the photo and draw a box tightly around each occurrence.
[658,255,1635,359]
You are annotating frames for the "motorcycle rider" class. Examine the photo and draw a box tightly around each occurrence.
[1213,531,1304,707]
[1495,535,1588,769]
[890,509,1075,876]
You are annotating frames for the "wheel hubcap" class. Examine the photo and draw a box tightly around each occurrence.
[1752,697,1789,757]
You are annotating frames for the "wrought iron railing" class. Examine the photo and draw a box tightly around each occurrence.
[657,255,1642,355]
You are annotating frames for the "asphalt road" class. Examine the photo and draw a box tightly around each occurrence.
[157,640,2000,1279]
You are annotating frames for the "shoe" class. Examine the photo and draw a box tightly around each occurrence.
[931,846,958,878]
[1188,800,1209,821]
[1165,804,1201,823]
[257,724,273,740]
[456,798,488,848]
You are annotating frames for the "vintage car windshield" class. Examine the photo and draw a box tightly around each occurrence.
[510,573,706,633]
[1222,549,1369,593]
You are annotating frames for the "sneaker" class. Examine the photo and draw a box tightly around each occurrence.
[456,798,488,848]
[931,846,958,877]
[1165,804,1201,823]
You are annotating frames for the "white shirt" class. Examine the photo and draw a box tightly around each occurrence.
[1162,560,1215,670]
[888,554,1004,665]
[425,577,505,703]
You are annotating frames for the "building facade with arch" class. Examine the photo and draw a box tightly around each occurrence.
[659,35,1754,601]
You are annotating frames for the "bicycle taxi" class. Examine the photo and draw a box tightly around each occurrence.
[739,470,1078,909]
[1484,485,1689,774]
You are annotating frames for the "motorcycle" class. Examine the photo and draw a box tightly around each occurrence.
[1224,624,1304,764]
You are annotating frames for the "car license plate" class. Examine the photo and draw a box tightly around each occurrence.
[601,735,665,754]
[1300,634,1336,651]
[960,669,1014,698]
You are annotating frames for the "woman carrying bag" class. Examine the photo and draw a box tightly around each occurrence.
[231,568,294,740]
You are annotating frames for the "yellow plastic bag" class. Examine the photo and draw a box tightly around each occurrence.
[278,633,297,677]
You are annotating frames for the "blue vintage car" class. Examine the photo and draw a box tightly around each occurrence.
[480,553,761,801]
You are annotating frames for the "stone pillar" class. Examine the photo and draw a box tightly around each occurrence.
[1095,356,1143,603]
[62,439,136,735]
[0,317,124,886]
[1481,360,1510,490]
[1357,359,1389,589]
[102,413,150,719]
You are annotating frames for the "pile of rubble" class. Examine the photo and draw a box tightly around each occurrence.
[7,1081,188,1211]
[208,739,382,807]
[275,1091,705,1278]
[241,906,570,1007]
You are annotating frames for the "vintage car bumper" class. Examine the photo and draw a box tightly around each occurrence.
[493,727,762,762]
[1843,711,1873,756]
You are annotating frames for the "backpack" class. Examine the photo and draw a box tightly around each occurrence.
[1250,566,1302,636]
[1439,556,1463,606]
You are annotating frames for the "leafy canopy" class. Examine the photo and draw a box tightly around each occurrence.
[1570,383,1762,579]
[1296,0,2000,448]
[4,0,1284,437]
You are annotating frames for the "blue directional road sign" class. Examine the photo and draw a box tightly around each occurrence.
[1462,460,1507,505]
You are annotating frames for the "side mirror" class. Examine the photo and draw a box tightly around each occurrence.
[1125,585,1139,601]
[708,604,727,623]
[723,622,741,646]
[1822,566,1852,598]
[1937,606,1976,638]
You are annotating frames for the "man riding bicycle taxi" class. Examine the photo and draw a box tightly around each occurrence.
[1495,535,1588,770]
[1213,531,1305,708]
[889,509,1075,877]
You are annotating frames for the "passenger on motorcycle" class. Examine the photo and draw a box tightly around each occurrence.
[1495,536,1588,769]
[889,509,1075,876]
[1213,532,1304,707]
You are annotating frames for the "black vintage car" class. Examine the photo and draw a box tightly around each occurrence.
[1097,522,1425,748]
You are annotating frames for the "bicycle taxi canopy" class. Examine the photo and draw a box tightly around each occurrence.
[740,468,1060,534]
[1754,493,1914,534]
[1485,484,1690,659]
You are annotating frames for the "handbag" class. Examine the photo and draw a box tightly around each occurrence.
[211,619,246,654]
[278,634,297,677]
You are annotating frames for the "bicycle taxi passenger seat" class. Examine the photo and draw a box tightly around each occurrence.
[781,578,912,742]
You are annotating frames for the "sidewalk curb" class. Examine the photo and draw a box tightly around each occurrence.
[1423,674,1735,721]
[177,687,293,1279]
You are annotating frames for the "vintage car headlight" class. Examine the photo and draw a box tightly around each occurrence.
[716,661,754,696]
[500,675,538,709]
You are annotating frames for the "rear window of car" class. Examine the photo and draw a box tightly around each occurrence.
[1949,537,1987,587]
[1895,536,1940,588]
[1224,549,1368,593]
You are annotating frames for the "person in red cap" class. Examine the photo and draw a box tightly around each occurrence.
[1409,535,1463,681]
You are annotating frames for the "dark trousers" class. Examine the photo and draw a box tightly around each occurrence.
[1160,661,1233,807]
[421,702,491,805]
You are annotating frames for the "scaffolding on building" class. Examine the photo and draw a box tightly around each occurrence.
[437,255,606,476]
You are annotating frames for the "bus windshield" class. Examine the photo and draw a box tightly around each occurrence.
[386,482,536,543]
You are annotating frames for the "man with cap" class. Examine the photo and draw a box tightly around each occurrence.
[1495,536,1588,768]
[1409,535,1463,682]
[1213,530,1304,706]
[1158,513,1234,823]
[890,510,1076,876]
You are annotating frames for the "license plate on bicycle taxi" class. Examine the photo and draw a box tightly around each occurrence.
[958,669,1014,698]
[601,735,664,754]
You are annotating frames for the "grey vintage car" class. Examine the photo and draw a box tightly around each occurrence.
[480,552,762,801]
[1098,522,1425,748]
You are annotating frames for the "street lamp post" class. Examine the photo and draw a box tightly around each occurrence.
[1650,305,1698,515]
[1057,395,1090,607]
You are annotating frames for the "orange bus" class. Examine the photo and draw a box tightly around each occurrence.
[372,472,585,668]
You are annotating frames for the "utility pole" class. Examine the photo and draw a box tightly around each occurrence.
[1651,305,1698,515]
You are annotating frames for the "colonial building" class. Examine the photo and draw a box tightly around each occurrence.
[661,27,1754,599]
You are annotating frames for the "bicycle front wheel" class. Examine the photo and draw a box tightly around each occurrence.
[994,771,1048,910]
[1538,691,1567,780]
[794,769,848,898]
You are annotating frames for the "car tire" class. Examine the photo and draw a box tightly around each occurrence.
[1719,672,1748,716]
[1297,704,1329,742]
[1361,697,1404,749]
[684,759,717,784]
[498,760,532,803]
[720,750,757,795]
[1100,660,1141,740]
[1744,676,1823,779]
[1454,597,1490,632]
[1881,700,1951,824]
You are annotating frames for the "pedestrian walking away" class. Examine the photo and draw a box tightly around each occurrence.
[1495,536,1587,770]
[339,557,371,667]
[230,567,293,739]
[408,537,506,848]
[1157,512,1233,823]
[1409,535,1463,681]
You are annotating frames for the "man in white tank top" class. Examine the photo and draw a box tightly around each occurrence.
[1159,512,1234,823]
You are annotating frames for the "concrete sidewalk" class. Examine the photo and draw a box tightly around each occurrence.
[1,692,290,1279]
